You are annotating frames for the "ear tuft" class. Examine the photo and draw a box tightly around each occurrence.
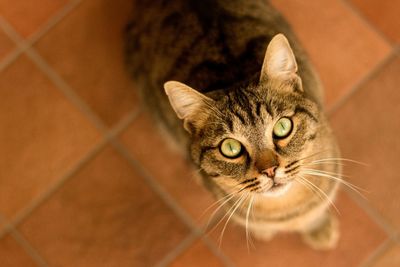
[260,34,298,82]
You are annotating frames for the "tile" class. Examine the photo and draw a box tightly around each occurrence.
[208,192,386,267]
[350,0,400,43]
[0,55,100,220]
[19,146,189,267]
[0,233,38,267]
[330,56,400,230]
[270,0,391,108]
[371,243,400,267]
[0,0,69,38]
[0,28,15,61]
[169,240,224,267]
[120,112,217,227]
[35,0,138,126]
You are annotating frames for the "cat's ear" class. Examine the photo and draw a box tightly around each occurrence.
[260,34,302,90]
[164,81,213,131]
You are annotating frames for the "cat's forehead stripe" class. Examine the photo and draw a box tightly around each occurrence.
[294,106,318,122]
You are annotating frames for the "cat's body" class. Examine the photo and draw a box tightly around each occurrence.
[125,0,341,249]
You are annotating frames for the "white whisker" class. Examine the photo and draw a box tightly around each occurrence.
[209,192,245,235]
[218,193,249,247]
[298,175,340,215]
[205,192,238,230]
[246,195,255,251]
[302,170,368,198]
[311,158,367,166]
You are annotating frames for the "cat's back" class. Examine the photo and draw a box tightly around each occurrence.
[124,0,323,145]
[125,0,297,93]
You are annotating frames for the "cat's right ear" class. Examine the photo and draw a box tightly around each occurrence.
[164,81,213,132]
[260,34,303,91]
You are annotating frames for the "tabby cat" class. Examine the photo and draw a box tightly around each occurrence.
[125,0,341,250]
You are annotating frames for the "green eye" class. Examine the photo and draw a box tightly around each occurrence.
[273,117,293,138]
[220,138,242,158]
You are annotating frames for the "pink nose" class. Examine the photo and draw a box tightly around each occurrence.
[263,166,277,178]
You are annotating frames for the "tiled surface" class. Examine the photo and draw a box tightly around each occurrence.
[0,0,70,38]
[349,0,400,43]
[331,56,400,230]
[0,0,399,266]
[19,146,189,267]
[120,113,217,226]
[208,192,386,267]
[0,28,14,61]
[169,240,225,267]
[270,0,392,108]
[0,233,38,267]
[0,55,101,221]
[35,0,138,126]
[371,243,400,267]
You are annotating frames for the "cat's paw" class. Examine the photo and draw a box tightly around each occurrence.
[251,228,276,242]
[301,213,339,250]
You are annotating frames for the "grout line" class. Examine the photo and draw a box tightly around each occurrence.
[2,10,143,142]
[24,48,108,132]
[0,46,22,72]
[10,229,49,267]
[202,235,236,267]
[155,232,199,267]
[359,237,393,267]
[106,108,142,138]
[111,113,236,266]
[7,138,108,233]
[343,188,398,238]
[0,0,80,71]
[341,0,395,48]
[110,138,201,232]
[26,0,82,45]
[327,50,397,117]
[0,5,208,266]
[0,14,109,134]
[0,16,25,44]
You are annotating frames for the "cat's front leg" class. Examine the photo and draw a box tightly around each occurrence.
[250,227,276,242]
[301,212,339,250]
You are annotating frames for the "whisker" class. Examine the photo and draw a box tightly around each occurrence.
[296,177,324,202]
[246,195,255,251]
[304,161,345,167]
[219,193,249,247]
[205,192,238,230]
[311,158,367,166]
[298,175,340,215]
[201,189,237,221]
[301,168,351,179]
[209,193,245,235]
[297,149,333,162]
[239,181,261,192]
[301,170,368,198]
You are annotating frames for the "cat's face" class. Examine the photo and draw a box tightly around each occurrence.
[191,82,320,197]
[165,34,323,197]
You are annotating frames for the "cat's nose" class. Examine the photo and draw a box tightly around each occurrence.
[262,166,277,178]
[256,149,278,178]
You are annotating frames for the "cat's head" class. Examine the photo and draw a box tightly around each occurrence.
[164,34,328,197]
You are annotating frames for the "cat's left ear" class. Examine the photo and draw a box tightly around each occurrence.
[260,34,302,91]
[164,81,214,132]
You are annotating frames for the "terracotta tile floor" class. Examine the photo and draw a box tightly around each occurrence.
[0,0,398,266]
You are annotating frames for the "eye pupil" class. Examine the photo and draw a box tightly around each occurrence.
[273,117,292,138]
[220,138,242,158]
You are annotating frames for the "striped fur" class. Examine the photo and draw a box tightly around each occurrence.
[125,0,341,250]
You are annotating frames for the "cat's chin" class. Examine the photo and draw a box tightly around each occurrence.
[261,182,292,197]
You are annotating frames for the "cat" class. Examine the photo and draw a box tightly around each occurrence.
[125,0,341,250]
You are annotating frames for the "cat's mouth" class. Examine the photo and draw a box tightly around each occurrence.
[261,181,292,197]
